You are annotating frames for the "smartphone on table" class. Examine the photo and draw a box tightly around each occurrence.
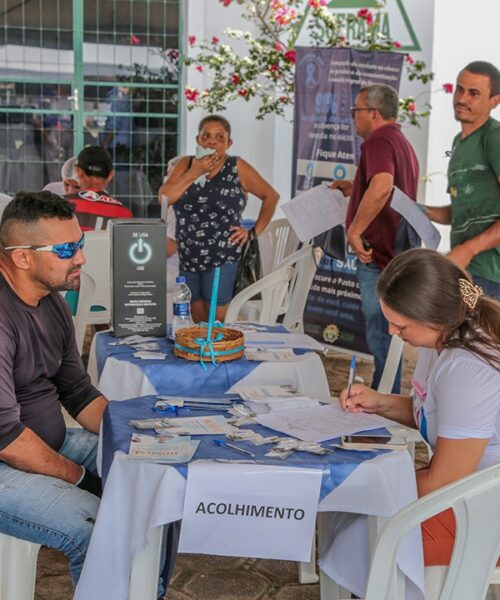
[341,435,407,451]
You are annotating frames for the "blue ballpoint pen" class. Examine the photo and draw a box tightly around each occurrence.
[213,439,255,457]
[346,355,357,412]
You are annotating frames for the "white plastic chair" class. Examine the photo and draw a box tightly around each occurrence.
[259,218,300,276]
[238,245,319,332]
[81,230,111,325]
[73,271,96,355]
[376,335,404,395]
[0,193,11,220]
[0,532,40,600]
[357,463,500,600]
[281,245,321,333]
[225,266,294,326]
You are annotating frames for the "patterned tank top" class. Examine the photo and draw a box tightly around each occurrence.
[174,155,247,272]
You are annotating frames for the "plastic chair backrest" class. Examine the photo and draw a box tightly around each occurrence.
[0,532,40,600]
[0,193,11,220]
[82,230,111,325]
[276,245,320,333]
[364,463,500,600]
[260,218,300,276]
[376,335,404,394]
[225,266,294,326]
[73,271,96,354]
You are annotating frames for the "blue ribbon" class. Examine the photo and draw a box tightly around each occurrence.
[174,335,245,369]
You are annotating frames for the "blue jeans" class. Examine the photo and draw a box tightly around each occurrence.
[356,262,401,393]
[472,274,500,302]
[0,429,99,588]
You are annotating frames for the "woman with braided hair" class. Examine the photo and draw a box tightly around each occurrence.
[340,248,500,566]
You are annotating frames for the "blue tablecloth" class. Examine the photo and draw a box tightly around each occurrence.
[96,331,262,396]
[95,325,299,397]
[102,396,389,501]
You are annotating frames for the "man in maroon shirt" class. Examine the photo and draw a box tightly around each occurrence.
[332,84,419,392]
[66,145,132,231]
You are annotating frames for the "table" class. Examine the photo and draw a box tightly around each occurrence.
[75,397,425,600]
[88,329,331,401]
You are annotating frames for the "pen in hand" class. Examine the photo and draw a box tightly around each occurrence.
[345,355,357,412]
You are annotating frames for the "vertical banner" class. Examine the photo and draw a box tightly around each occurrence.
[292,48,404,354]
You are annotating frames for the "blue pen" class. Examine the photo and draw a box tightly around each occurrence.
[346,355,357,412]
[213,439,255,457]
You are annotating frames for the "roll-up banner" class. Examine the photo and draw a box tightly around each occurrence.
[293,47,404,355]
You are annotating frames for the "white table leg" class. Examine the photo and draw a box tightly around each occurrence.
[298,528,319,584]
[317,512,351,600]
[129,525,164,600]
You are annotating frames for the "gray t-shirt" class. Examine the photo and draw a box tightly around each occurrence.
[0,274,101,451]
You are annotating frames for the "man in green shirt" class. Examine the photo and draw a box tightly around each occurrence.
[426,61,500,300]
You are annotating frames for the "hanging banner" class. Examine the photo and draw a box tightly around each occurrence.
[292,47,404,354]
[178,462,322,561]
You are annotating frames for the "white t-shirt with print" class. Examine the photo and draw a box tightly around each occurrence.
[412,346,500,470]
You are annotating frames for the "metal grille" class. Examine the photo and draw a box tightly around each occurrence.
[0,0,181,216]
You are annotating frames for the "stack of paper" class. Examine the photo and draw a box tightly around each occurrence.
[233,384,320,415]
[128,434,200,463]
[244,332,325,352]
[154,415,231,435]
[255,402,401,443]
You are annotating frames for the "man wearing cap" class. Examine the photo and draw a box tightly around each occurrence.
[0,191,108,588]
[67,145,132,230]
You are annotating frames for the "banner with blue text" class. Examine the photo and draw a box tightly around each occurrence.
[293,47,404,354]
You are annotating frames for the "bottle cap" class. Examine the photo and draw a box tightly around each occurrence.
[176,276,186,284]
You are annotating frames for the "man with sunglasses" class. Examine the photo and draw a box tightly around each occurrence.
[0,191,109,589]
[331,83,419,393]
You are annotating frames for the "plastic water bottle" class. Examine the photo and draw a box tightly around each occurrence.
[172,276,193,338]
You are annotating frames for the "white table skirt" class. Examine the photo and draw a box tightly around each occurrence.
[75,450,424,600]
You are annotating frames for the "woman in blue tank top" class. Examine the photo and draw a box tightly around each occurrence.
[159,115,279,322]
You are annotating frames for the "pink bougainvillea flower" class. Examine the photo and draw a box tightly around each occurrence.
[231,73,241,85]
[357,8,373,25]
[196,65,203,73]
[309,0,327,8]
[407,102,416,112]
[212,36,219,44]
[405,54,414,65]
[184,87,199,102]
[130,35,141,45]
[283,49,296,63]
[222,0,232,6]
[442,82,454,94]
[238,88,249,97]
[188,35,196,46]
[392,40,401,48]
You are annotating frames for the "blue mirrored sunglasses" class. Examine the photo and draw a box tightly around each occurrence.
[4,234,85,259]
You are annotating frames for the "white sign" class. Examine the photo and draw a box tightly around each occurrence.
[178,461,322,561]
[390,187,441,250]
[282,184,348,242]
